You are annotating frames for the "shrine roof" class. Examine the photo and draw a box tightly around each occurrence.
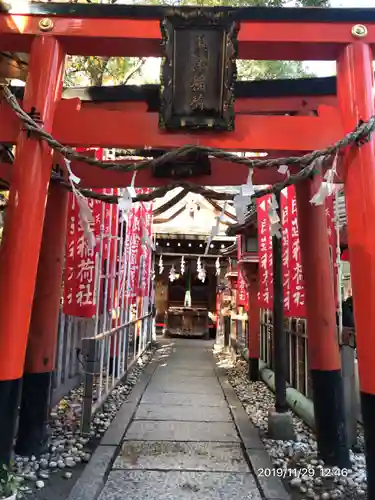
[220,240,237,257]
[2,3,375,23]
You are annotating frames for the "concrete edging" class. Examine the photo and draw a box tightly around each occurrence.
[66,349,162,500]
[215,366,290,500]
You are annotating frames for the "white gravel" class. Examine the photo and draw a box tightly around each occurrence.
[13,346,159,495]
[215,349,367,500]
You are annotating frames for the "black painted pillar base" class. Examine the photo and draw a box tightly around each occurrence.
[15,372,51,458]
[0,378,22,464]
[224,317,230,348]
[360,391,375,499]
[109,357,120,374]
[311,369,350,468]
[248,357,260,381]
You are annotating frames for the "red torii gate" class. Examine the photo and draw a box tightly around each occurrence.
[0,3,375,496]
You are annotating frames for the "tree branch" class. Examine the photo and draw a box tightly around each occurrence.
[123,58,147,85]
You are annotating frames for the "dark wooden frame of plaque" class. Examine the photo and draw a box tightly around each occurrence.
[159,9,239,131]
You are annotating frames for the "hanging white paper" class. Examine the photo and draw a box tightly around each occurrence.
[141,215,155,250]
[127,170,137,198]
[198,266,206,283]
[268,195,280,225]
[268,209,280,225]
[324,168,335,196]
[118,190,133,221]
[169,265,176,282]
[268,195,282,239]
[278,164,289,176]
[75,193,96,250]
[310,183,330,206]
[205,202,227,255]
[270,222,282,239]
[64,157,81,185]
[309,155,338,206]
[215,257,220,276]
[158,255,164,275]
[65,150,95,251]
[180,255,185,275]
[270,193,279,210]
[240,168,255,197]
[233,194,250,225]
[119,171,138,221]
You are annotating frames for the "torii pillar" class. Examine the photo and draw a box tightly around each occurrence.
[225,268,238,348]
[239,255,260,381]
[296,174,349,467]
[337,39,375,496]
[0,37,65,463]
[15,183,69,457]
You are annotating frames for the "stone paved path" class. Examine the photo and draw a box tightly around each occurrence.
[96,339,289,500]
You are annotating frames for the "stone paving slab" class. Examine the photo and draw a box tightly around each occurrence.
[124,421,240,442]
[156,365,213,373]
[140,391,226,407]
[167,339,214,347]
[98,470,263,500]
[149,375,217,384]
[156,366,215,375]
[134,404,231,422]
[145,380,223,394]
[161,357,213,373]
[160,351,212,359]
[72,339,290,500]
[113,441,249,472]
[151,371,217,381]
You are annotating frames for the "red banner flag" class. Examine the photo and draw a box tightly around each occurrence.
[63,149,103,317]
[102,188,119,265]
[216,292,221,329]
[237,235,248,307]
[101,189,120,314]
[325,194,339,306]
[142,202,154,298]
[288,186,306,317]
[257,187,338,318]
[127,204,143,303]
[281,188,291,314]
[257,195,273,309]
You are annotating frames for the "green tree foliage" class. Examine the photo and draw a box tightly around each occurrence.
[63,2,147,86]
[64,0,330,86]
[237,60,315,81]
[64,55,147,87]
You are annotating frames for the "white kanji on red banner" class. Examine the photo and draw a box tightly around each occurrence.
[288,186,306,317]
[63,149,103,317]
[256,195,273,309]
[281,188,290,313]
[236,235,247,307]
[325,194,338,307]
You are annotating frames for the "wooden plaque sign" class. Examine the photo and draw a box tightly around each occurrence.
[159,10,239,131]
